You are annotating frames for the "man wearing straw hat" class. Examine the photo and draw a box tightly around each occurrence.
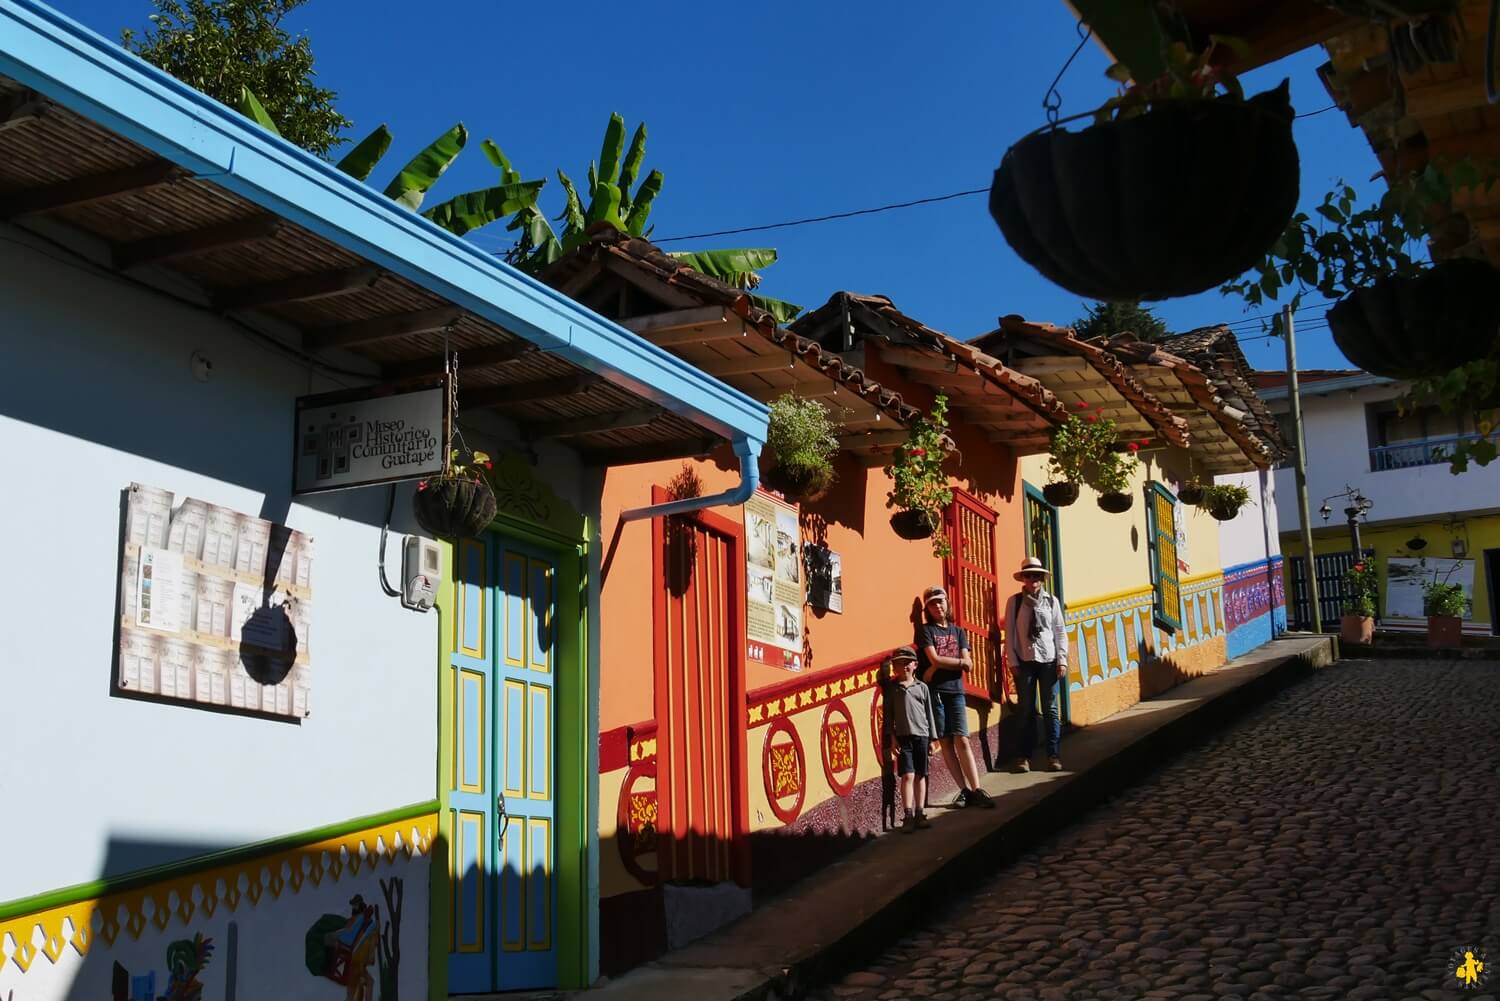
[1004,557,1070,773]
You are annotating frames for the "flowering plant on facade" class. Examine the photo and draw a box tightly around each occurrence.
[417,448,492,491]
[1090,445,1141,497]
[1342,560,1378,618]
[886,394,954,558]
[1046,401,1116,486]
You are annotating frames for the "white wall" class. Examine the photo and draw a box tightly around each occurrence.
[0,232,451,901]
[1269,382,1500,532]
[1218,468,1281,569]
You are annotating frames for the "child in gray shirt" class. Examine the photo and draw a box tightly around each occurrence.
[883,646,941,832]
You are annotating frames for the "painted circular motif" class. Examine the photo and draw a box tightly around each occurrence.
[616,760,659,885]
[869,683,885,760]
[760,717,806,825]
[819,698,858,798]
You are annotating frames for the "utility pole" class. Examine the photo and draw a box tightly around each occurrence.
[1285,305,1322,633]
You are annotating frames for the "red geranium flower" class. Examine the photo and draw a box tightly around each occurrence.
[483,460,494,469]
[1353,562,1365,572]
[1087,414,1098,423]
[1128,442,1140,452]
[1076,401,1089,409]
[417,480,429,491]
[910,446,926,456]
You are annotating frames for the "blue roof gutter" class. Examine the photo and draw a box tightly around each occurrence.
[0,0,768,459]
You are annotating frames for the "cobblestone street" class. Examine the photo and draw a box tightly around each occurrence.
[811,659,1500,1001]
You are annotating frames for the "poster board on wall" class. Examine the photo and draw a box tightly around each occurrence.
[118,483,313,718]
[1385,556,1474,620]
[745,489,805,670]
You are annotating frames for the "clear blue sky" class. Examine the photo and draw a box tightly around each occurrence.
[58,0,1383,372]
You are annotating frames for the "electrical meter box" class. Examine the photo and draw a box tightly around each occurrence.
[402,535,442,612]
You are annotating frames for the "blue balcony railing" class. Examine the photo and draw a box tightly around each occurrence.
[1369,434,1482,471]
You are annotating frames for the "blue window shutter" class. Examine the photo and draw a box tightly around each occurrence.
[1146,482,1182,632]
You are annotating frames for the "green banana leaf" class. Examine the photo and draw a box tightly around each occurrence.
[237,86,281,136]
[668,248,779,289]
[383,123,468,210]
[422,180,545,236]
[555,171,588,244]
[480,139,521,186]
[748,294,804,324]
[335,125,392,181]
[624,169,662,235]
[586,181,622,230]
[618,123,648,215]
[597,113,625,186]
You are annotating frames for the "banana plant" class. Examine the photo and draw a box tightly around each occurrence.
[665,248,803,323]
[236,86,543,237]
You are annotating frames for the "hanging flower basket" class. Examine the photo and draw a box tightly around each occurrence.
[1097,491,1134,514]
[1327,257,1500,379]
[414,475,497,540]
[763,461,835,504]
[1042,481,1080,507]
[988,82,1299,302]
[1198,483,1251,522]
[890,508,940,541]
[1177,483,1205,506]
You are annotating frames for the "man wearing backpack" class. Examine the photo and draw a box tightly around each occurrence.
[1004,557,1070,773]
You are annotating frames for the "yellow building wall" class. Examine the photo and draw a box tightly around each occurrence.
[1280,512,1500,627]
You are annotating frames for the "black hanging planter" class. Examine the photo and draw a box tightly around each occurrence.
[1177,483,1205,506]
[763,461,835,504]
[1098,492,1134,514]
[890,509,939,540]
[989,82,1299,302]
[1042,481,1080,507]
[1206,497,1243,522]
[414,477,498,539]
[1327,257,1500,379]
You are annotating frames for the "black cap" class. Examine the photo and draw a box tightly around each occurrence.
[891,645,918,664]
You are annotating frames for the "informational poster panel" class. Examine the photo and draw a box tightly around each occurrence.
[1385,556,1474,620]
[805,543,843,614]
[118,483,313,718]
[745,489,805,671]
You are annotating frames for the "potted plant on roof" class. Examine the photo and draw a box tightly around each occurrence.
[886,395,954,558]
[1043,401,1114,507]
[1196,482,1252,522]
[762,393,840,503]
[1223,163,1500,473]
[1091,441,1141,514]
[1422,577,1467,649]
[989,34,1298,302]
[1340,559,1378,648]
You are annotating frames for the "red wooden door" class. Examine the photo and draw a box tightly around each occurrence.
[650,487,749,885]
[945,490,1012,703]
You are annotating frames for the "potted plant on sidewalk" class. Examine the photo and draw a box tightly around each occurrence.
[763,393,841,503]
[1422,578,1467,648]
[990,36,1298,302]
[886,395,954,557]
[1196,482,1252,522]
[1340,560,1378,647]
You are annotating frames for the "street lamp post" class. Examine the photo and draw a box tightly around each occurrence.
[1320,487,1373,556]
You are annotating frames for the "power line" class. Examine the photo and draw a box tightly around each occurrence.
[651,188,989,244]
[1295,103,1342,120]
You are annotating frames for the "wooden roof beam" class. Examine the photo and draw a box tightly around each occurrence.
[902,368,990,391]
[0,160,182,219]
[875,342,964,374]
[114,214,281,270]
[1014,356,1089,376]
[582,436,720,467]
[382,340,535,381]
[0,90,47,132]
[838,428,910,450]
[466,373,600,409]
[622,305,730,337]
[214,264,381,312]
[303,307,463,352]
[698,353,797,377]
[529,407,661,439]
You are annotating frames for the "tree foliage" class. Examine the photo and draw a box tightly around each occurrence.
[1072,300,1168,342]
[123,0,350,157]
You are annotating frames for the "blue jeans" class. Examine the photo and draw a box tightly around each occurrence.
[1016,660,1061,758]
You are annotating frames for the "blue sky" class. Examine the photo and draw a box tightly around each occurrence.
[59,0,1383,372]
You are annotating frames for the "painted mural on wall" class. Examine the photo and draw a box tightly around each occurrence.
[0,815,433,1001]
[118,483,313,719]
[1386,557,1475,620]
[745,490,804,671]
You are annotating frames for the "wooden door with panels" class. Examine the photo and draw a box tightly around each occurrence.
[945,489,1008,703]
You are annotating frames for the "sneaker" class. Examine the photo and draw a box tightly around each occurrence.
[1047,756,1063,772]
[1012,758,1031,774]
[915,811,932,829]
[901,813,917,834]
[966,787,997,809]
[950,788,970,809]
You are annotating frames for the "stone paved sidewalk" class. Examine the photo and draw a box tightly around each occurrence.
[808,657,1500,1001]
